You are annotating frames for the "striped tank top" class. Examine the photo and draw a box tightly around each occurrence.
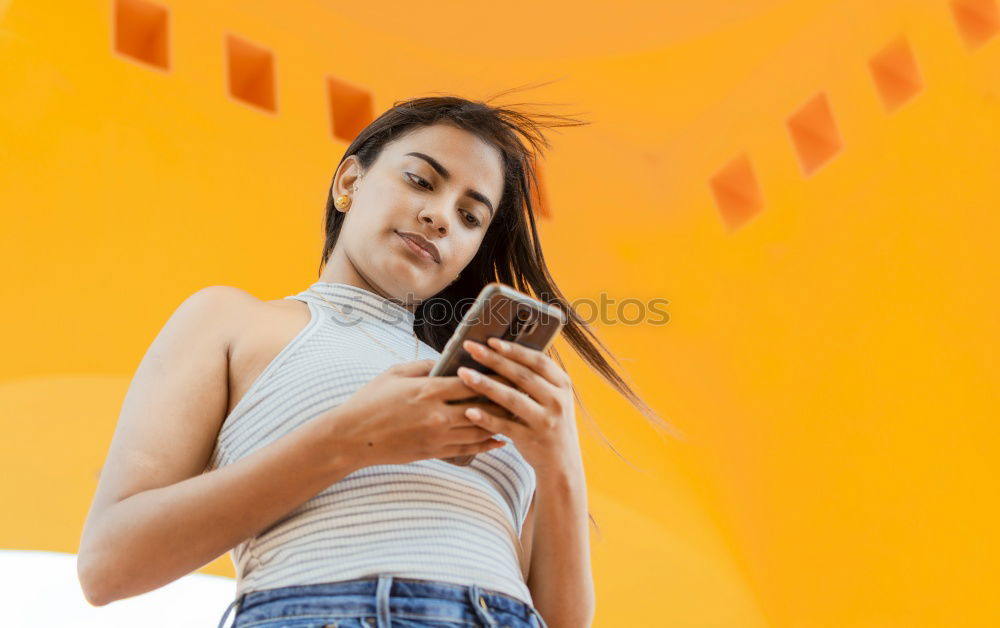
[206,281,537,605]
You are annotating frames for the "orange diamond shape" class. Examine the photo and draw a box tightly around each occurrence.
[113,0,169,70]
[327,76,374,143]
[226,34,277,113]
[710,153,764,232]
[869,37,923,113]
[786,92,843,177]
[949,0,1000,50]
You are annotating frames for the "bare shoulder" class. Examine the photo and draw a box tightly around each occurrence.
[81,285,258,515]
[184,285,306,344]
[81,285,307,516]
[177,285,260,346]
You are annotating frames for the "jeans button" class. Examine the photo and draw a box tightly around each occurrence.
[479,596,488,610]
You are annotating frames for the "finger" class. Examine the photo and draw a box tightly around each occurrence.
[486,338,571,389]
[445,398,515,420]
[389,359,437,376]
[447,425,502,442]
[456,365,543,425]
[445,384,510,416]
[470,398,515,419]
[462,340,558,405]
[473,400,515,419]
[426,372,512,401]
[486,374,514,388]
[440,437,508,457]
[420,375,482,400]
[464,406,528,439]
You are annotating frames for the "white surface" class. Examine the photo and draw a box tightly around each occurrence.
[0,549,237,627]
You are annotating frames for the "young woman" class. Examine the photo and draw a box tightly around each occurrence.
[77,93,675,628]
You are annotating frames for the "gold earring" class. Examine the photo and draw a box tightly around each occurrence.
[335,195,352,211]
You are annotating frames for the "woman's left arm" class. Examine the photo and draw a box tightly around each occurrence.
[457,337,597,628]
[525,454,595,627]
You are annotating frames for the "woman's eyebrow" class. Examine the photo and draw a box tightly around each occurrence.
[404,151,494,217]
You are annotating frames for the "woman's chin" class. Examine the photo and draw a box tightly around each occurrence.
[381,260,435,296]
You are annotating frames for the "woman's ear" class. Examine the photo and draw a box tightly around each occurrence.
[331,156,364,201]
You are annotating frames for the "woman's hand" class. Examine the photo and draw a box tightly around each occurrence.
[456,338,581,475]
[327,359,512,468]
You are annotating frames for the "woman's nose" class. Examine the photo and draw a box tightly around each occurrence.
[420,210,448,235]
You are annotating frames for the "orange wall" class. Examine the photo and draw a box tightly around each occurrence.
[1,1,997,626]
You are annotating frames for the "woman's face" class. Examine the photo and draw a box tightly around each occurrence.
[325,122,505,308]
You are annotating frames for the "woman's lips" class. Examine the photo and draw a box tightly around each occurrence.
[396,231,439,263]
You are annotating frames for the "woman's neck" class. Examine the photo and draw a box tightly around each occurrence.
[317,257,418,313]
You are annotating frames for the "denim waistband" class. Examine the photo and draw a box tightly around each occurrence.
[243,577,533,615]
[218,576,547,628]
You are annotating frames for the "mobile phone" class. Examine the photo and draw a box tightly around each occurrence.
[432,282,567,466]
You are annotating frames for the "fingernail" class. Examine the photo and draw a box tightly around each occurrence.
[459,367,481,383]
[466,407,482,420]
[463,340,484,354]
[490,338,509,351]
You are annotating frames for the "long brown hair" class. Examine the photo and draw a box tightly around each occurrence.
[318,86,684,531]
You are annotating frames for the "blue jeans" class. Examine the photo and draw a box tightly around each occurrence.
[217,575,549,628]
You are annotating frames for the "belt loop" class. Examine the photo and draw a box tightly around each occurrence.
[376,574,394,627]
[529,605,550,628]
[216,593,244,628]
[468,584,499,628]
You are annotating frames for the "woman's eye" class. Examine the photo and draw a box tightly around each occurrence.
[462,211,482,227]
[406,173,431,189]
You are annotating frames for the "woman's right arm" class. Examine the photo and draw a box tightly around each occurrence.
[76,286,360,607]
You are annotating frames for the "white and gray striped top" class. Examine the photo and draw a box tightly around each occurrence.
[206,281,536,605]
